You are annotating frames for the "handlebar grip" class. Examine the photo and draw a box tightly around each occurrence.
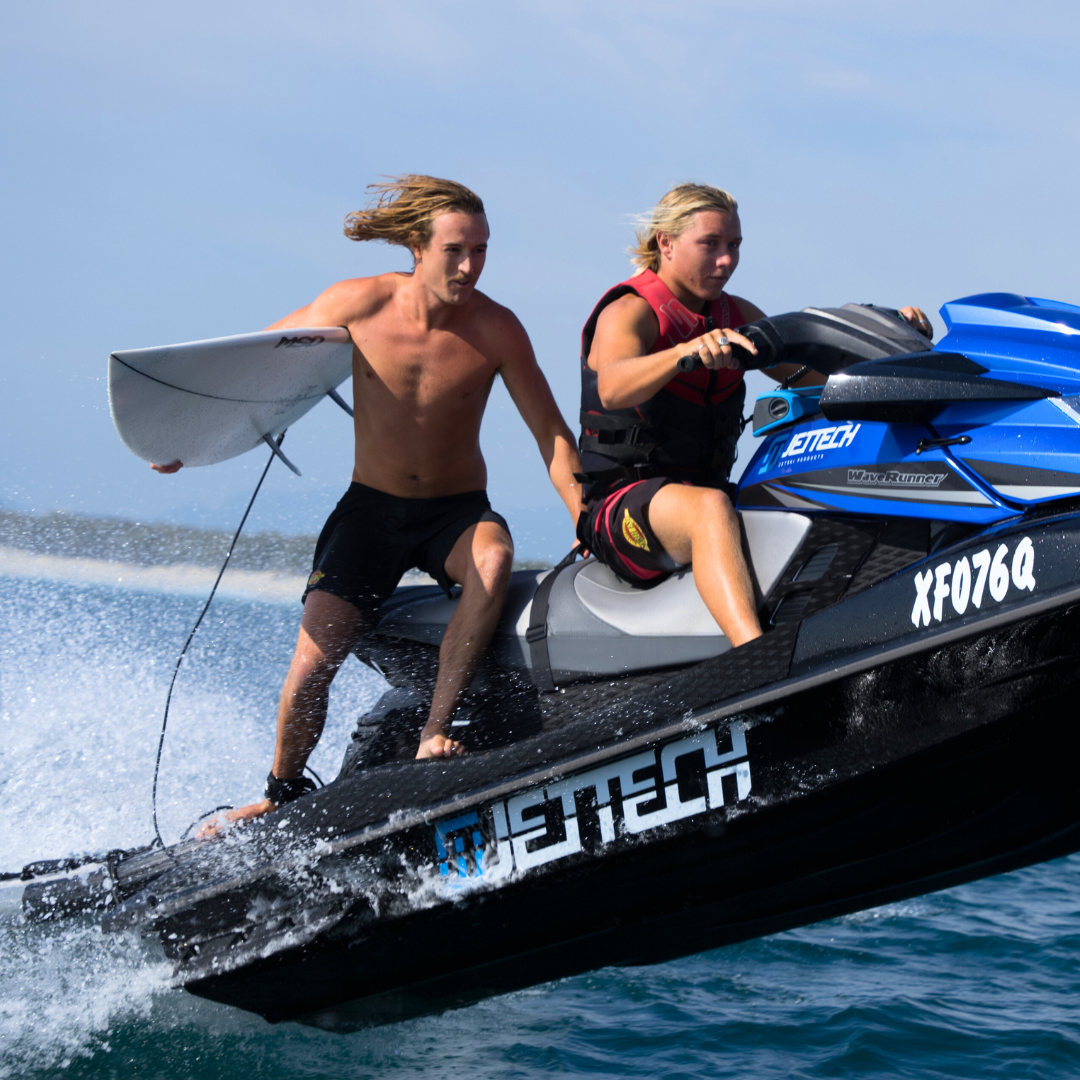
[676,341,757,373]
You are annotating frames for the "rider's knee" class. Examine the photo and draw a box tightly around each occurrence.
[289,636,348,689]
[697,485,735,520]
[473,533,514,595]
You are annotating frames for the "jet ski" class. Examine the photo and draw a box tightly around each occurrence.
[19,292,1080,1029]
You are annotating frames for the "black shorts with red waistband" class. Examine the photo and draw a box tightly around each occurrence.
[303,483,510,617]
[576,476,683,587]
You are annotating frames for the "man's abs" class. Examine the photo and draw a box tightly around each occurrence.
[350,392,491,498]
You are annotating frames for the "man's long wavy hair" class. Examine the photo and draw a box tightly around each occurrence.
[629,183,738,273]
[344,175,485,254]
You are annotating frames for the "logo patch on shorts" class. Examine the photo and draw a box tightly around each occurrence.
[622,509,650,551]
[307,570,325,588]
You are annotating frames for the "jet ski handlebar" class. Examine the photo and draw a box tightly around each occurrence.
[675,322,781,373]
[676,305,933,376]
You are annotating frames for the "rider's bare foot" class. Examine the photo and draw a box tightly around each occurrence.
[195,798,276,839]
[416,733,463,759]
[151,460,183,474]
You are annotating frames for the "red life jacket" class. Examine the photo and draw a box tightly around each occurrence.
[579,269,747,496]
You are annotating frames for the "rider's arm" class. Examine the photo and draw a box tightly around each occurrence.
[263,277,371,331]
[496,311,585,526]
[591,294,757,410]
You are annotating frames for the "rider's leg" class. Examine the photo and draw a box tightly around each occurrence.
[199,590,367,836]
[272,589,367,780]
[417,520,514,759]
[646,484,762,647]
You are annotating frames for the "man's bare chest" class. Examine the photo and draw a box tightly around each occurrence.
[351,321,498,411]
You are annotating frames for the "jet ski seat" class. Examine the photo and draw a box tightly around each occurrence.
[373,510,813,685]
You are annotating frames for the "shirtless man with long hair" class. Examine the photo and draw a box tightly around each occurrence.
[157,175,583,827]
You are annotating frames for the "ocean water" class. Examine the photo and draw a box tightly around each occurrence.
[2,570,1079,1079]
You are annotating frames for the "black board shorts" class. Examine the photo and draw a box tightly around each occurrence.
[303,483,510,616]
[577,477,682,587]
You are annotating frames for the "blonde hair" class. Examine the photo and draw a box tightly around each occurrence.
[344,175,485,252]
[629,183,739,272]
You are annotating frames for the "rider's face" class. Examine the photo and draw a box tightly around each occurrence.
[414,212,489,304]
[658,210,742,301]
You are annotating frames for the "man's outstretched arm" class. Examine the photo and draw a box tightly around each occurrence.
[262,280,361,333]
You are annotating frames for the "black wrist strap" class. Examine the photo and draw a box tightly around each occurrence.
[264,772,316,806]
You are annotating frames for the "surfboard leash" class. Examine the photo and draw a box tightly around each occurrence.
[151,431,286,855]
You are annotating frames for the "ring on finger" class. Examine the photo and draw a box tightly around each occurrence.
[718,335,730,347]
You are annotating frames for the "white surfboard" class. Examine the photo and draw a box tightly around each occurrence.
[108,328,353,469]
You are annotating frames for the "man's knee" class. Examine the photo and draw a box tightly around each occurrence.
[654,483,733,534]
[286,640,342,695]
[472,528,514,595]
[697,485,736,521]
[446,521,513,605]
[293,591,365,675]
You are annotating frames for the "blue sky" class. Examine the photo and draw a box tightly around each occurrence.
[3,1,1079,559]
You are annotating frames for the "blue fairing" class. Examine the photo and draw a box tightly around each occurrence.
[935,397,1080,504]
[738,292,1080,521]
[937,293,1080,394]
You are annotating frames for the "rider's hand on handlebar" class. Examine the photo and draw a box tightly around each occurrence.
[900,306,933,340]
[685,327,758,371]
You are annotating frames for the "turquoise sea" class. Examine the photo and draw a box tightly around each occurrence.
[2,571,1079,1079]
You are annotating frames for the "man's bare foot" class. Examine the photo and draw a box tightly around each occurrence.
[196,798,276,839]
[416,733,463,759]
[151,460,183,474]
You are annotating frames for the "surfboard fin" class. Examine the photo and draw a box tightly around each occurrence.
[327,388,354,418]
[262,433,301,476]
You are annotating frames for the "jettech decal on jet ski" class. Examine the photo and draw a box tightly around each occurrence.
[433,722,751,882]
[751,421,866,478]
[779,422,861,462]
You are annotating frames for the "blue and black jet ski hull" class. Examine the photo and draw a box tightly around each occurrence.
[44,505,1080,1027]
[21,292,1080,1027]
[180,600,1080,1026]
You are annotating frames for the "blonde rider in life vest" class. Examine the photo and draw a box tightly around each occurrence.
[576,183,931,644]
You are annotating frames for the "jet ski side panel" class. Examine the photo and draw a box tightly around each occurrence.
[938,397,1080,505]
[792,509,1080,674]
[738,414,1016,524]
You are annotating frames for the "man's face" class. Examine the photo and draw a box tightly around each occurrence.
[414,212,489,304]
[659,210,742,301]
